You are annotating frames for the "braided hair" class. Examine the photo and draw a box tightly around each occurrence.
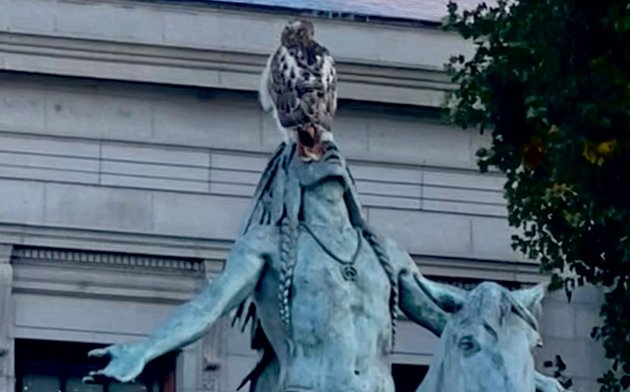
[363,228,399,348]
[277,215,299,328]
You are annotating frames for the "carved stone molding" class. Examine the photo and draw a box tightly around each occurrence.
[0,32,450,108]
[431,276,523,291]
[12,246,204,273]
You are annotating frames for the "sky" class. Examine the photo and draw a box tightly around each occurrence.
[204,0,483,23]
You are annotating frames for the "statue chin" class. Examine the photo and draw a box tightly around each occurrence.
[295,143,348,188]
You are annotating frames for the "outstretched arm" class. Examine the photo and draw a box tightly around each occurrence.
[385,238,466,336]
[87,228,273,383]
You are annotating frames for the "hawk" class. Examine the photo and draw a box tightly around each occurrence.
[259,19,338,161]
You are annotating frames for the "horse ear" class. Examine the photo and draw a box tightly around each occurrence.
[512,283,546,318]
[413,273,467,312]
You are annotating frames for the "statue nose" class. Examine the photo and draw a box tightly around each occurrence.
[458,335,481,357]
[322,141,338,153]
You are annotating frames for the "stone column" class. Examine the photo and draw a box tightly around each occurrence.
[0,244,14,392]
[199,259,224,392]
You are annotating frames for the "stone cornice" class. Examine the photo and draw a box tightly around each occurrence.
[0,32,451,107]
[12,246,204,274]
[0,223,541,283]
[0,222,231,261]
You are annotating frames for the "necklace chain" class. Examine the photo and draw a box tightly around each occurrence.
[299,223,362,282]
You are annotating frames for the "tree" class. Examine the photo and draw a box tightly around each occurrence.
[444,0,630,390]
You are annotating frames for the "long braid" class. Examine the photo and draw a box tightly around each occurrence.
[277,146,300,329]
[363,228,399,349]
[277,215,299,329]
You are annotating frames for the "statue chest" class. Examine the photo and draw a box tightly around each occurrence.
[290,227,391,312]
[254,225,394,348]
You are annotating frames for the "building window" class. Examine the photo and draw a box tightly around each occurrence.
[15,339,176,392]
[392,363,428,392]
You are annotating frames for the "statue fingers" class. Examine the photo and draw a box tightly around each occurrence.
[87,347,110,358]
[88,343,129,359]
[82,369,106,384]
[91,364,135,383]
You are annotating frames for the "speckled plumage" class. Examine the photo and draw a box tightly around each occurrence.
[260,20,337,157]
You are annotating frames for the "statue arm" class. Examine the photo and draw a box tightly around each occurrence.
[385,238,466,336]
[398,269,449,336]
[138,231,268,358]
[87,228,271,383]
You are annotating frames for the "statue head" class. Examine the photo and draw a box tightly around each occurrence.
[240,141,365,236]
[294,142,346,187]
[416,280,546,392]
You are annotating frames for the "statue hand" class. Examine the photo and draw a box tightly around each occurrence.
[84,343,147,383]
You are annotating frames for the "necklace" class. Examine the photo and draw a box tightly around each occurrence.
[299,223,362,282]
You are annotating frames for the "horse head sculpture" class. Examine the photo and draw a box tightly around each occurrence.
[415,276,548,392]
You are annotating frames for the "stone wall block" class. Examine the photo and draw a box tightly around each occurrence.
[368,208,472,257]
[0,86,47,131]
[55,0,164,43]
[45,90,153,140]
[153,99,261,150]
[367,118,474,169]
[0,180,46,224]
[44,183,153,232]
[471,217,525,262]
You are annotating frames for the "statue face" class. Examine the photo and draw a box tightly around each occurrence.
[295,142,348,188]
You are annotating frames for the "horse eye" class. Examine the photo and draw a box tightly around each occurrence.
[458,335,480,356]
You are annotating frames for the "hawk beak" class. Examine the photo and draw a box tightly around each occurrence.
[297,126,323,161]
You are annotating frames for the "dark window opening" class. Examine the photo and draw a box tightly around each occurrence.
[15,339,176,392]
[392,363,428,392]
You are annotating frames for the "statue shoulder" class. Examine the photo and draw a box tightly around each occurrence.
[238,225,280,257]
[378,236,412,271]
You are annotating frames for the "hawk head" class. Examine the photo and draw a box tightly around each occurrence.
[281,19,315,47]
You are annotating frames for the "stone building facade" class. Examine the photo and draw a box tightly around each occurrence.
[0,1,607,391]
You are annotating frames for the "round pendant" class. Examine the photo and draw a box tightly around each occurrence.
[341,265,358,282]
